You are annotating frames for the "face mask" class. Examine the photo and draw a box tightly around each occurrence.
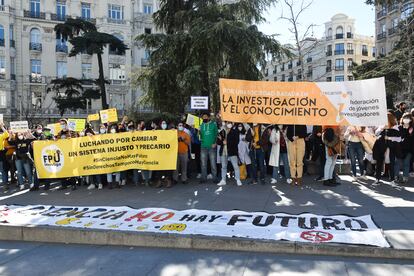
[178,126,184,131]
[60,124,67,130]
[99,129,106,134]
[203,119,209,123]
[110,129,116,134]
[60,135,66,139]
[227,123,233,129]
[18,135,24,140]
[238,127,243,131]
[278,125,283,129]
[79,131,85,137]
[36,129,42,134]
[161,123,167,130]
[403,119,411,125]
[44,131,51,136]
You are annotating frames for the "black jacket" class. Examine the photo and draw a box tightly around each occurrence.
[217,128,240,157]
[286,125,307,142]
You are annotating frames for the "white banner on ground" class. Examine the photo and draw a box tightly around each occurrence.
[0,205,390,247]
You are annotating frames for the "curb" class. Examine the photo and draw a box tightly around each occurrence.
[0,225,413,260]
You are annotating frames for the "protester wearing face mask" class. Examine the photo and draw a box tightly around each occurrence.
[57,119,78,140]
[269,125,281,185]
[0,122,10,191]
[246,123,268,185]
[173,123,191,184]
[30,126,54,191]
[199,113,218,183]
[395,113,414,183]
[99,124,107,134]
[216,122,242,186]
[237,124,251,179]
[155,120,174,188]
[8,130,35,190]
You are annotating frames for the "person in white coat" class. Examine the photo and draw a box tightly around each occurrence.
[269,125,281,184]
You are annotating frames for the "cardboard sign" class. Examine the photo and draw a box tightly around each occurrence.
[191,96,209,110]
[99,108,118,124]
[68,119,86,132]
[87,113,100,122]
[186,114,202,129]
[46,123,62,135]
[10,121,29,132]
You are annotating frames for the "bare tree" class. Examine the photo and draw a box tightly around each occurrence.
[280,0,319,81]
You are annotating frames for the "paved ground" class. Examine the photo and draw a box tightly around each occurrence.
[1,175,413,250]
[0,241,413,276]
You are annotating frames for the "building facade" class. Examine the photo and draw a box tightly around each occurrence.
[264,14,375,83]
[0,0,159,122]
[375,0,414,56]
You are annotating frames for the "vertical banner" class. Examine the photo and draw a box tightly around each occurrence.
[219,78,388,126]
[33,130,178,178]
[99,108,118,124]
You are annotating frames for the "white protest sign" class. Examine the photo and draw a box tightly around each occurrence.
[0,114,3,124]
[10,121,29,132]
[0,205,390,248]
[191,96,209,110]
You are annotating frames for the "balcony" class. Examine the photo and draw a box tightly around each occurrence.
[377,9,387,19]
[377,32,386,40]
[81,79,94,85]
[30,42,42,51]
[335,66,344,71]
[288,64,293,69]
[336,33,344,39]
[10,39,15,48]
[334,50,345,55]
[347,32,354,38]
[141,58,149,67]
[362,50,369,56]
[326,51,332,56]
[326,67,332,72]
[306,57,312,63]
[51,13,68,21]
[281,66,285,71]
[347,49,354,54]
[0,39,4,47]
[388,27,398,36]
[56,44,68,53]
[108,18,126,24]
[11,74,16,80]
[288,77,293,82]
[30,74,43,83]
[297,74,302,81]
[111,79,127,85]
[24,10,46,19]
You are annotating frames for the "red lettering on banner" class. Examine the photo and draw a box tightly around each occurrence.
[152,212,175,222]
[124,211,156,222]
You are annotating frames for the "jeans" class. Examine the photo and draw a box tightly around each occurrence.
[200,147,217,180]
[348,142,365,176]
[174,153,188,182]
[395,152,412,178]
[250,148,266,181]
[221,155,240,181]
[141,170,152,182]
[279,152,291,179]
[272,166,279,179]
[107,172,120,183]
[15,159,33,186]
[0,160,7,184]
[324,148,337,180]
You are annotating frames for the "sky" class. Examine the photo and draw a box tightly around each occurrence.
[258,0,376,44]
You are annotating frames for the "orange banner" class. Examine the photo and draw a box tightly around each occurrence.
[219,78,388,126]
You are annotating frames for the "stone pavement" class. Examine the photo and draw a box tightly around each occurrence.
[0,241,413,276]
[0,175,413,251]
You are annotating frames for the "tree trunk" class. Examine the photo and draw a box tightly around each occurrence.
[97,53,109,109]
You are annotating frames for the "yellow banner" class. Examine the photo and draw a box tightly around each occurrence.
[33,130,178,179]
[219,78,388,126]
[99,108,118,124]
[87,113,100,122]
[68,119,86,132]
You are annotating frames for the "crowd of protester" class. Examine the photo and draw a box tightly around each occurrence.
[0,101,413,192]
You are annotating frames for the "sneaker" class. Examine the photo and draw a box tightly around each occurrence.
[351,176,358,182]
[29,183,34,189]
[236,180,242,186]
[287,178,293,184]
[19,184,25,190]
[270,178,277,184]
[98,184,103,190]
[196,173,202,179]
[217,180,226,186]
[374,179,380,184]
[121,179,126,186]
[314,176,324,182]
[207,174,213,180]
[87,184,95,190]
[359,174,368,180]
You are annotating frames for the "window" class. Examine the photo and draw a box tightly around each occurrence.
[108,4,124,20]
[347,43,353,50]
[109,34,125,55]
[144,28,152,34]
[281,74,285,81]
[381,47,385,55]
[144,49,151,60]
[0,25,3,47]
[10,57,15,79]
[30,0,40,17]
[109,64,126,83]
[381,24,386,33]
[31,59,41,74]
[372,47,376,57]
[0,90,6,108]
[335,43,345,55]
[56,1,66,20]
[0,56,5,78]
[392,17,399,28]
[56,61,67,78]
[143,3,153,14]
[362,45,368,56]
[81,3,91,19]
[336,26,343,34]
[9,24,14,40]
[327,28,332,38]
[335,76,345,82]
[82,63,92,79]
[335,58,344,70]
[273,76,277,81]
[326,77,332,82]
[401,2,414,20]
[348,76,354,81]
[347,58,353,68]
[30,28,41,44]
